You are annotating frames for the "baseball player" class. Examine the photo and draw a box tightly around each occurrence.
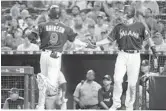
[35,5,89,109]
[89,5,158,110]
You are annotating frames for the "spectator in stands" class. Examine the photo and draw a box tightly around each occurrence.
[72,16,87,36]
[3,88,24,109]
[80,9,95,30]
[10,1,21,19]
[103,1,125,27]
[17,30,39,51]
[144,8,164,34]
[139,60,159,109]
[132,0,159,16]
[98,75,113,109]
[60,9,72,27]
[12,28,24,50]
[70,0,87,10]
[25,16,35,30]
[71,5,80,18]
[35,10,49,25]
[8,18,21,35]
[73,70,101,109]
[87,1,106,23]
[93,13,110,50]
[94,13,109,42]
[152,33,166,52]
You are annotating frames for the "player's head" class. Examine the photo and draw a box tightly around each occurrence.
[124,5,135,19]
[103,75,112,86]
[141,60,150,73]
[48,5,61,19]
[9,88,19,101]
[86,70,95,81]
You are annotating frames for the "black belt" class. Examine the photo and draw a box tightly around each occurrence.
[121,50,140,53]
[83,104,98,109]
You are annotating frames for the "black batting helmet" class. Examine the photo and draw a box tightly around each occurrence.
[48,5,61,19]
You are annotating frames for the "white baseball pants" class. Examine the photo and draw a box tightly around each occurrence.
[113,51,141,109]
[37,50,66,109]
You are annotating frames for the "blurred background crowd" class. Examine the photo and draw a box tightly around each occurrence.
[1,0,166,52]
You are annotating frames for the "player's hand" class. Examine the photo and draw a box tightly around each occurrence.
[154,58,158,69]
[86,39,97,49]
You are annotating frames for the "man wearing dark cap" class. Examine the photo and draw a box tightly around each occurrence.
[3,88,24,109]
[98,75,113,109]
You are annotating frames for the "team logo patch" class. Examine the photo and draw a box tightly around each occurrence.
[49,33,59,45]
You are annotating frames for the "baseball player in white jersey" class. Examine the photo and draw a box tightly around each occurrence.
[88,5,158,110]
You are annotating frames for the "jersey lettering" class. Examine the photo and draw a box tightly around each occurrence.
[49,33,59,45]
[120,29,139,39]
[46,25,65,33]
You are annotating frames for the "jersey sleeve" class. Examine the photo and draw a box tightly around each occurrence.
[73,83,81,98]
[67,27,77,42]
[107,25,119,42]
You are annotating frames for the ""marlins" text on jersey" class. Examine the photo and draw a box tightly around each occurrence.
[46,25,65,33]
[120,29,139,39]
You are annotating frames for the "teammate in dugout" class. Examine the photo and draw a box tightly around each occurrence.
[35,5,90,109]
[88,5,158,110]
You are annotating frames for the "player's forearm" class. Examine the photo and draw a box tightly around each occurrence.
[74,39,87,47]
[100,101,109,109]
[148,38,157,58]
[96,38,111,46]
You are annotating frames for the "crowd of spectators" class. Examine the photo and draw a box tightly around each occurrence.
[1,0,166,52]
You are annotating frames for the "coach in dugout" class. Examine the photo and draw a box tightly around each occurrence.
[3,88,26,109]
[73,70,101,109]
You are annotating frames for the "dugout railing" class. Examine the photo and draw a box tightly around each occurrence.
[1,50,166,109]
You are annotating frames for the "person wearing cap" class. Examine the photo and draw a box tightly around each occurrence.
[17,29,39,51]
[73,70,101,109]
[87,1,106,23]
[139,60,159,109]
[3,88,24,109]
[98,75,113,109]
[94,13,109,50]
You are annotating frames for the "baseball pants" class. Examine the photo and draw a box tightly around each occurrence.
[112,51,141,109]
[37,50,67,109]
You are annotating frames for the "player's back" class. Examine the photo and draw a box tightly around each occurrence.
[39,21,76,52]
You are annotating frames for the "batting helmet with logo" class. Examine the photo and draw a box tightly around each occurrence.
[48,5,61,19]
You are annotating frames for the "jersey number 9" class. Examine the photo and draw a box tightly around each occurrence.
[49,33,59,45]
